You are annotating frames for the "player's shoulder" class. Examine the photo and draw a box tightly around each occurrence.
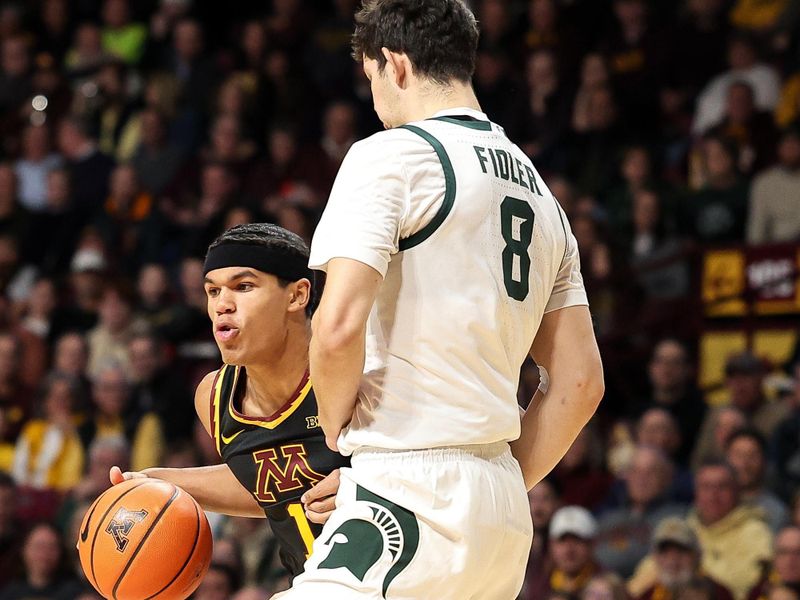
[194,368,224,410]
[346,126,436,161]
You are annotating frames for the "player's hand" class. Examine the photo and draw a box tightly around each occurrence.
[301,469,340,525]
[109,466,149,485]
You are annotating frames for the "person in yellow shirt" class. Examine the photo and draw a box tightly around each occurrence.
[11,373,84,491]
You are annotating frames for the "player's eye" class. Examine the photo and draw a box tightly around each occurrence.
[237,282,254,292]
[206,287,219,298]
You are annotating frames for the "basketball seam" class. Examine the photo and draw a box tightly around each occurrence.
[89,481,148,591]
[111,484,180,600]
[80,497,102,590]
[144,490,202,600]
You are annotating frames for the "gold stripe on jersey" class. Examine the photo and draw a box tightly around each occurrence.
[212,365,228,455]
[228,377,312,430]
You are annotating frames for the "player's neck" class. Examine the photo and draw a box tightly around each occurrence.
[404,80,482,123]
[243,323,310,414]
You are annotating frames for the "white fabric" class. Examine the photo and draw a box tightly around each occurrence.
[692,64,782,135]
[309,108,587,454]
[272,443,532,600]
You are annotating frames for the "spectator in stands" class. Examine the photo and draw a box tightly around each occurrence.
[164,18,217,116]
[693,33,781,135]
[193,562,240,600]
[0,333,31,444]
[131,108,185,197]
[599,0,668,135]
[635,408,694,497]
[746,123,800,244]
[551,424,614,510]
[641,339,705,463]
[708,81,779,175]
[0,165,29,245]
[528,506,603,598]
[34,0,71,66]
[770,359,800,502]
[567,85,628,195]
[690,461,773,599]
[725,427,789,533]
[95,164,164,274]
[26,167,81,275]
[683,134,749,243]
[65,22,108,81]
[13,124,62,213]
[596,446,686,577]
[748,526,800,600]
[0,522,78,599]
[100,0,147,66]
[0,36,31,116]
[57,116,115,217]
[11,373,84,492]
[86,280,145,378]
[693,405,749,469]
[14,277,57,390]
[632,516,734,600]
[0,474,20,587]
[583,573,628,600]
[79,362,164,471]
[136,263,173,329]
[517,49,572,172]
[706,352,790,450]
[127,331,193,441]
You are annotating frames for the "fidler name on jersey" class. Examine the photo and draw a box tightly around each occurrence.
[473,145,543,196]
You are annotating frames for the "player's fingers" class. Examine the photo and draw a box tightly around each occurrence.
[301,469,340,504]
[109,466,147,484]
[305,508,334,525]
[305,496,336,515]
[109,466,125,485]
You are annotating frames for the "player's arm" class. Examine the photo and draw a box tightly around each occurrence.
[310,258,382,450]
[110,371,265,518]
[510,305,604,490]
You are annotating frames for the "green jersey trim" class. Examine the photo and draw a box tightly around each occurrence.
[429,115,493,131]
[398,124,456,251]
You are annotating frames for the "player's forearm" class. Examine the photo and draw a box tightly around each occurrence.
[510,377,603,490]
[309,325,364,449]
[142,465,265,518]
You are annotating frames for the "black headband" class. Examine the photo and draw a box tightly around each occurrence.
[203,243,311,281]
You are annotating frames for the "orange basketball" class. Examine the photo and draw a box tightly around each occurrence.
[77,478,213,600]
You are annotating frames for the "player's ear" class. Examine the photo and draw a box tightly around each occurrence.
[287,278,311,313]
[382,47,408,89]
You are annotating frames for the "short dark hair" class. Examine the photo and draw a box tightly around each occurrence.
[352,0,479,84]
[207,223,317,315]
[725,427,767,454]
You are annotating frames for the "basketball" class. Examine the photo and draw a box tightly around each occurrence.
[76,478,213,600]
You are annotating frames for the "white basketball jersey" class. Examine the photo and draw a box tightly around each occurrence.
[309,108,587,455]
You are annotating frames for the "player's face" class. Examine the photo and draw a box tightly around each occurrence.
[204,267,294,365]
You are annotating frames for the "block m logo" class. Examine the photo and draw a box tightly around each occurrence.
[105,507,148,553]
[253,444,324,503]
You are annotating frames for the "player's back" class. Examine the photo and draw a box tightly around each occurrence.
[339,109,583,454]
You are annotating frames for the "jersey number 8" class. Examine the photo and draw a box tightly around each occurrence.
[500,196,535,301]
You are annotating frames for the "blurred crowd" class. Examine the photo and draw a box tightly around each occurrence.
[0,0,797,598]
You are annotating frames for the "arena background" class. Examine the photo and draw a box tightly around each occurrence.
[0,0,798,598]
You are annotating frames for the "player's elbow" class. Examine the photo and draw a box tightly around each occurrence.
[574,363,604,416]
[312,313,363,357]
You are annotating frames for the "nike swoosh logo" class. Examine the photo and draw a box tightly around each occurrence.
[80,502,98,543]
[221,429,245,444]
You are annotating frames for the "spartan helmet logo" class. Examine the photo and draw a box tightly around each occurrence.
[318,486,419,598]
[105,508,148,552]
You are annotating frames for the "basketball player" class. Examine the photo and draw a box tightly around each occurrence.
[110,223,349,578]
[275,1,604,598]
